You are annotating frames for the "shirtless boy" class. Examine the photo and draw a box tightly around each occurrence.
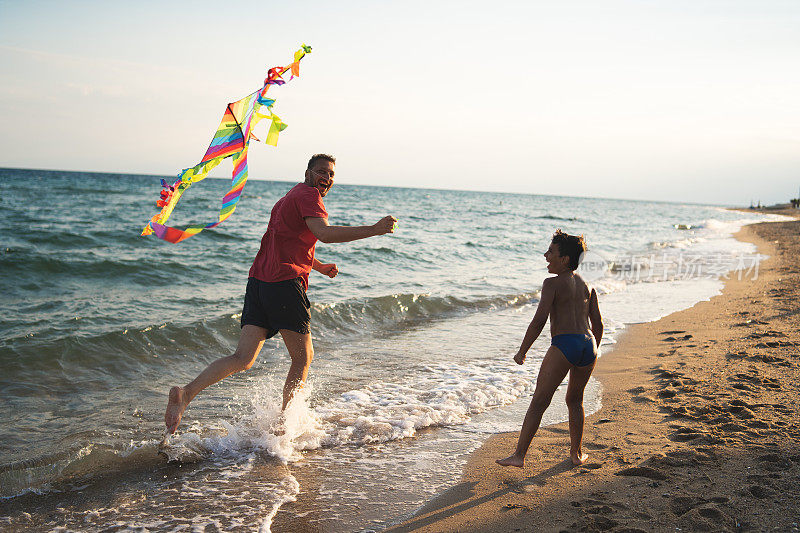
[497,230,603,468]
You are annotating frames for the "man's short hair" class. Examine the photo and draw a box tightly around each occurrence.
[551,229,587,271]
[307,153,336,170]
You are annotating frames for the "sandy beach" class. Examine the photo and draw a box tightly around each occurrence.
[388,212,800,533]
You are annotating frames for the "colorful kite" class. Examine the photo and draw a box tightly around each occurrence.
[141,44,312,243]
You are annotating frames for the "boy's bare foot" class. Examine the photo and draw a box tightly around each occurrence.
[571,451,589,465]
[165,386,187,434]
[496,454,525,468]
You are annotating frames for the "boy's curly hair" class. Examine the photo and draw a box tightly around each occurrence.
[551,229,587,271]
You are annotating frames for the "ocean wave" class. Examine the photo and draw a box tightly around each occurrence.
[649,237,702,249]
[310,291,539,334]
[0,440,163,500]
[0,248,207,284]
[533,214,582,222]
[0,291,539,377]
[315,360,535,446]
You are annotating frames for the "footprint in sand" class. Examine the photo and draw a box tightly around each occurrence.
[668,427,705,442]
[757,453,794,470]
[632,394,658,404]
[746,484,776,498]
[661,404,688,418]
[543,426,570,435]
[614,466,667,480]
[662,334,694,341]
[585,515,618,531]
[585,504,614,515]
[719,422,748,433]
[670,495,705,516]
[651,366,684,379]
[725,351,749,360]
[732,405,759,419]
[660,451,697,466]
[764,356,792,366]
[678,505,735,531]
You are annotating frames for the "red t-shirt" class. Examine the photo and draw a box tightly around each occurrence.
[248,183,328,289]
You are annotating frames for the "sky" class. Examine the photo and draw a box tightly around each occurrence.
[1,0,799,205]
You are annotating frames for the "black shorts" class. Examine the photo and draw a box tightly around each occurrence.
[240,277,311,338]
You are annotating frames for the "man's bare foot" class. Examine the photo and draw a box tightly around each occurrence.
[165,386,188,434]
[496,454,525,468]
[571,451,589,465]
[270,412,286,436]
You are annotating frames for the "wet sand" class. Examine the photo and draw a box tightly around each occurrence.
[387,214,800,532]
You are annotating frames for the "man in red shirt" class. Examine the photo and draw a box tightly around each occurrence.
[165,154,396,434]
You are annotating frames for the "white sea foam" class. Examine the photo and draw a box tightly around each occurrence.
[650,213,791,253]
[258,473,300,533]
[164,359,537,464]
[315,361,534,446]
[161,386,326,464]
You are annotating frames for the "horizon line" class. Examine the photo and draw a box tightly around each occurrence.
[0,165,743,209]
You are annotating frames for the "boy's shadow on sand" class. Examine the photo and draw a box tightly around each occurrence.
[385,459,576,532]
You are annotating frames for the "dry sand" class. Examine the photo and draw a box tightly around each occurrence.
[387,216,800,533]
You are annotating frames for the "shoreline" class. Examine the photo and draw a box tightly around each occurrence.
[387,216,800,532]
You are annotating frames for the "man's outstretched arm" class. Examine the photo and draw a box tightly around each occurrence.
[305,215,396,244]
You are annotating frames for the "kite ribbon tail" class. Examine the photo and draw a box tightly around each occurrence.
[218,147,249,223]
[141,157,225,240]
[266,113,287,146]
[141,179,190,236]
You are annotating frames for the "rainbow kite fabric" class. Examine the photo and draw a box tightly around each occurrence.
[141,44,312,243]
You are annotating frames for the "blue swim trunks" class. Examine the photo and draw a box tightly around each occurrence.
[551,333,597,367]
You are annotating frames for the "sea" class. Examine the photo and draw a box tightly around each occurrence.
[0,167,787,532]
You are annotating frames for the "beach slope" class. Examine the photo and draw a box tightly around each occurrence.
[387,218,800,533]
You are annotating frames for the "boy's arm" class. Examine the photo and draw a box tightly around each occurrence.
[514,278,556,364]
[589,288,603,347]
[305,216,396,244]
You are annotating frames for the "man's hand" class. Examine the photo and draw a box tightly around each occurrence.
[513,351,526,365]
[316,262,338,278]
[373,216,397,236]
